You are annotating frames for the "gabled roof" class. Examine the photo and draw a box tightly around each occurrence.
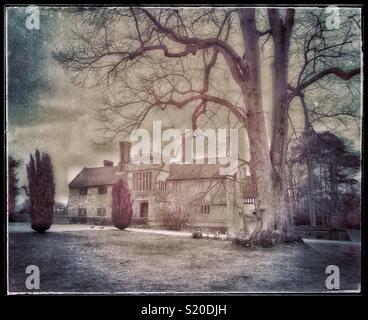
[69,166,122,188]
[167,163,228,181]
[69,162,236,189]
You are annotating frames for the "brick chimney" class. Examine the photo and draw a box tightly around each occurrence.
[118,141,131,172]
[103,160,114,167]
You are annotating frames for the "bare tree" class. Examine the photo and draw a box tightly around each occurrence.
[54,7,360,244]
[285,9,361,227]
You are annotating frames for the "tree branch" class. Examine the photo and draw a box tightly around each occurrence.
[138,8,249,81]
[290,67,360,99]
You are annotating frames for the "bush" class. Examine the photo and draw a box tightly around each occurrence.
[158,205,190,231]
[294,212,310,226]
[26,150,55,233]
[212,232,220,240]
[232,230,304,248]
[192,231,203,239]
[111,179,133,230]
[232,235,251,247]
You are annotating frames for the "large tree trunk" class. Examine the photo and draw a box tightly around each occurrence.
[238,9,278,239]
[236,8,300,245]
[268,9,295,233]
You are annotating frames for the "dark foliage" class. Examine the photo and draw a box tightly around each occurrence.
[8,156,21,219]
[111,179,133,230]
[290,131,360,228]
[26,150,55,232]
[232,230,304,248]
[192,231,203,239]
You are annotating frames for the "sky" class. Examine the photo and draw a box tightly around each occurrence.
[7,7,120,204]
[6,7,362,205]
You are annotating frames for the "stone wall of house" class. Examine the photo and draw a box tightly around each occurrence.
[188,204,228,229]
[160,178,233,230]
[68,186,113,219]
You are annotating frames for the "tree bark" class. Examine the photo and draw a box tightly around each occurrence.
[300,96,317,227]
[329,164,339,228]
[238,9,277,235]
[306,151,316,226]
[268,9,295,232]
[287,162,297,223]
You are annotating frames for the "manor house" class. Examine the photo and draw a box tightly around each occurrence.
[67,141,257,233]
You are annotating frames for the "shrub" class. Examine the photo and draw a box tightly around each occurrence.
[112,179,133,230]
[192,231,203,239]
[212,231,220,240]
[158,210,188,231]
[232,230,304,247]
[294,212,310,226]
[26,150,55,233]
[158,203,190,231]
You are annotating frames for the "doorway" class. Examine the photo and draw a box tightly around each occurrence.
[140,202,148,218]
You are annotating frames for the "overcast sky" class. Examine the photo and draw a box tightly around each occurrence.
[7,7,120,203]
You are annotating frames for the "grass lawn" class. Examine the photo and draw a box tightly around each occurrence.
[9,230,361,293]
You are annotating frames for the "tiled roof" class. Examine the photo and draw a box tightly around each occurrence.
[69,166,122,188]
[167,163,227,180]
[69,163,236,188]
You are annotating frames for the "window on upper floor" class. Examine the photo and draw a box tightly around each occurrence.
[172,181,181,192]
[98,186,107,194]
[159,181,166,191]
[200,203,210,214]
[133,171,152,191]
[200,204,210,215]
[79,188,87,196]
